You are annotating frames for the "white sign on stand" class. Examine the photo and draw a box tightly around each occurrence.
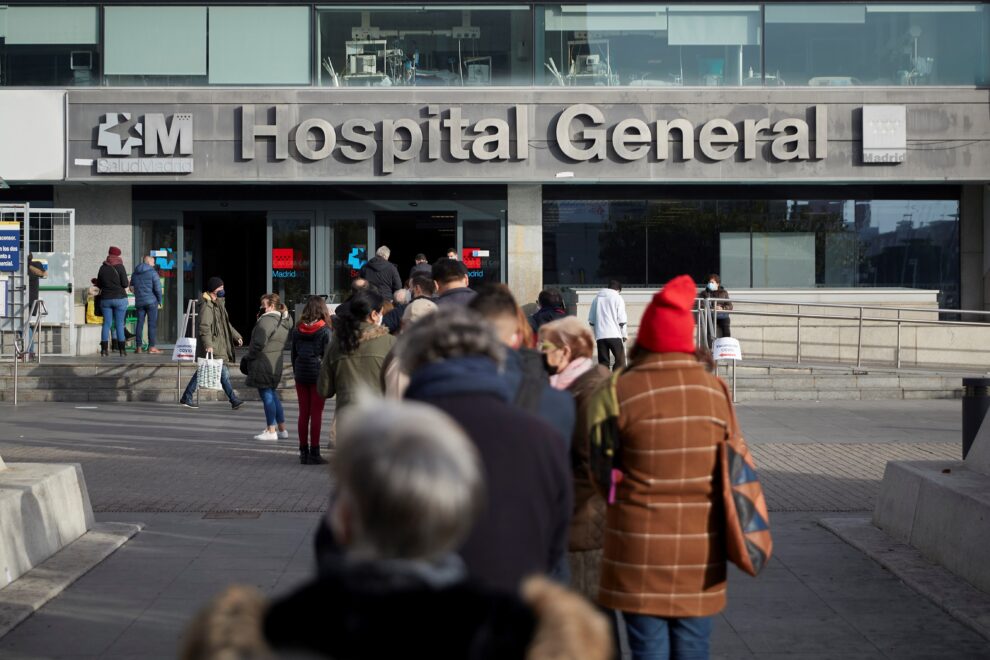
[712,337,742,403]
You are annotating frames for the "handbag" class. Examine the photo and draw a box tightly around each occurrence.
[172,336,197,362]
[716,378,773,576]
[197,352,224,390]
[586,368,624,504]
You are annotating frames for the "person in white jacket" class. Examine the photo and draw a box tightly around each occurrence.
[588,280,628,370]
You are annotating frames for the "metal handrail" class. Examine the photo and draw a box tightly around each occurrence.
[698,296,990,318]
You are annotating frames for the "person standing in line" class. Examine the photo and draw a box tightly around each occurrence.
[538,317,610,601]
[700,273,733,338]
[25,253,46,357]
[409,275,436,301]
[432,258,476,307]
[291,297,332,464]
[130,255,163,354]
[179,277,244,410]
[246,293,293,442]
[445,247,458,260]
[588,279,627,370]
[96,246,129,358]
[599,275,733,660]
[331,277,369,323]
[530,288,568,333]
[381,287,409,334]
[408,252,432,281]
[360,246,402,302]
[318,290,396,434]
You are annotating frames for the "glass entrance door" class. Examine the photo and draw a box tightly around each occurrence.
[135,213,182,345]
[269,212,314,319]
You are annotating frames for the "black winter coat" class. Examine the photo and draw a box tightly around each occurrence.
[290,320,331,385]
[96,262,129,299]
[529,305,567,332]
[360,256,402,301]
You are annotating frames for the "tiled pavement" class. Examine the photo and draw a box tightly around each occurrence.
[1,399,987,658]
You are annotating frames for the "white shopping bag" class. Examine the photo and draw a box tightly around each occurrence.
[196,352,224,390]
[172,336,197,362]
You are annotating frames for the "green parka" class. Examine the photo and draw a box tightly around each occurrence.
[318,323,396,411]
[244,311,293,389]
[197,293,242,362]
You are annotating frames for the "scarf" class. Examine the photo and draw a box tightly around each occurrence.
[104,255,123,267]
[550,356,595,391]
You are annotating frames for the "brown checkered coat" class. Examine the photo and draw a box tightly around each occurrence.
[598,352,731,618]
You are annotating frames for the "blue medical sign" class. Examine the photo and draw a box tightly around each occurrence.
[0,223,20,272]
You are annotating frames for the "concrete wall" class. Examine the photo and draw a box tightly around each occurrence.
[507,184,542,309]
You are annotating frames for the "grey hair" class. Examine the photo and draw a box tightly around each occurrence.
[333,400,485,560]
[396,306,505,374]
[376,245,391,259]
[393,288,410,304]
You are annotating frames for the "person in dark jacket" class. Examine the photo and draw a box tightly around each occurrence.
[529,288,568,332]
[360,245,402,301]
[290,296,332,465]
[181,401,612,660]
[332,277,369,323]
[433,258,476,307]
[245,293,293,442]
[130,255,163,353]
[180,277,244,410]
[96,246,129,357]
[26,253,45,357]
[381,287,409,334]
[701,272,733,339]
[408,252,432,281]
[397,307,573,594]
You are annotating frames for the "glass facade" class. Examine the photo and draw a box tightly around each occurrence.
[2,3,989,88]
[543,191,961,308]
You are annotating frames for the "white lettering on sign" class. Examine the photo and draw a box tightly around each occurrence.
[97,158,194,174]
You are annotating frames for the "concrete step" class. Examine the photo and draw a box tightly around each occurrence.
[0,387,299,403]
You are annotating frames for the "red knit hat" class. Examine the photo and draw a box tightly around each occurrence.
[636,275,697,353]
[108,246,122,256]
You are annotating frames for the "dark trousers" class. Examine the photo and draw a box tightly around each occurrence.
[295,383,326,449]
[716,316,731,338]
[135,303,159,348]
[597,338,627,370]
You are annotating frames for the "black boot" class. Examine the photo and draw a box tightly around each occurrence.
[100,341,109,357]
[118,340,126,357]
[299,446,309,465]
[308,446,328,465]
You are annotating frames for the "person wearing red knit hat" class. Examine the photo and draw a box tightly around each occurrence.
[598,275,735,659]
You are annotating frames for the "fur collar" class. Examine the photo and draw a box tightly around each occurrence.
[358,322,390,343]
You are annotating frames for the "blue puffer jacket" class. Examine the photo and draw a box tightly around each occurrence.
[130,262,162,307]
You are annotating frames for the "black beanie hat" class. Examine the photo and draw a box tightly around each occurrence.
[205,276,224,292]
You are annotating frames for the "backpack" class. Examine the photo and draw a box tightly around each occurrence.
[585,368,624,504]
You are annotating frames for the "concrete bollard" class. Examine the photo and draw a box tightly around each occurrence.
[962,377,990,459]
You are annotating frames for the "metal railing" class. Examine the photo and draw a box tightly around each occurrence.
[695,297,990,371]
[8,300,48,406]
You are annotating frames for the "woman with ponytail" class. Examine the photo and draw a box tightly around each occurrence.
[318,290,396,438]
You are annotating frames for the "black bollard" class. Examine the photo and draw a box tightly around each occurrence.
[962,377,990,459]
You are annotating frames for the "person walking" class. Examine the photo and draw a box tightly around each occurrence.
[130,255,163,354]
[530,288,568,333]
[245,294,293,442]
[408,252,432,281]
[95,246,129,358]
[360,246,402,302]
[398,307,573,594]
[538,317,610,600]
[25,253,45,357]
[290,296,332,464]
[318,289,396,427]
[599,275,734,660]
[588,279,627,370]
[179,277,244,410]
[701,272,733,339]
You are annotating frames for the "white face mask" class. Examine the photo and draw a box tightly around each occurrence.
[707,282,718,291]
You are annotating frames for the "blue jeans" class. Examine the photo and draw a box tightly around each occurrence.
[182,362,238,403]
[135,303,159,348]
[258,388,285,427]
[100,298,128,343]
[624,613,713,660]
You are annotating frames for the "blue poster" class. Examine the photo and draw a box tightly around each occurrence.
[0,223,20,272]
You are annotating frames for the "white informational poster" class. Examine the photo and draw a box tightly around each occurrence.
[713,337,742,361]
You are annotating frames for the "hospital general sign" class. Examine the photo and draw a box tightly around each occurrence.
[85,103,906,177]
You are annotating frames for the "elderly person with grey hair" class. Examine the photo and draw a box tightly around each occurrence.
[360,244,402,301]
[182,401,612,660]
[381,286,410,334]
[396,306,573,595]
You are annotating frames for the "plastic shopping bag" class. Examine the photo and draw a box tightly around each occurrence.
[196,353,224,390]
[172,336,197,362]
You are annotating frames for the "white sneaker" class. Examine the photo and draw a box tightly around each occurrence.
[253,430,278,441]
[278,429,289,439]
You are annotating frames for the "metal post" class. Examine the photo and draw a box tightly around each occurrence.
[12,336,18,406]
[895,309,902,369]
[856,306,864,368]
[732,360,737,403]
[796,304,802,364]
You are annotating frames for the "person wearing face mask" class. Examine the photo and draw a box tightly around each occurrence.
[179,277,244,410]
[538,317,610,601]
[245,293,293,442]
[317,289,396,433]
[700,273,733,338]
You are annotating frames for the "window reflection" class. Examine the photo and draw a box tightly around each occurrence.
[543,196,960,308]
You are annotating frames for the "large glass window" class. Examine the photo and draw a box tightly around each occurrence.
[0,6,99,86]
[765,3,990,86]
[539,4,761,87]
[317,6,534,86]
[271,216,312,318]
[543,193,961,308]
[209,6,311,85]
[104,6,208,86]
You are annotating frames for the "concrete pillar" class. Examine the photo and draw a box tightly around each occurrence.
[960,185,985,313]
[507,184,542,309]
[984,185,990,312]
[53,185,132,318]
